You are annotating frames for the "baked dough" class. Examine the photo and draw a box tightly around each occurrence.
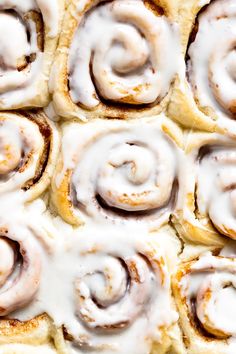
[1,0,236,353]
[0,315,60,354]
[0,111,59,201]
[173,252,236,354]
[51,0,180,121]
[0,0,64,110]
[173,129,236,247]
[168,0,236,135]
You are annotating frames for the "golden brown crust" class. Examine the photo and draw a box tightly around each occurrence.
[0,315,52,345]
[0,314,65,353]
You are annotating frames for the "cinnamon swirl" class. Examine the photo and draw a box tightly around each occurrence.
[51,116,183,229]
[51,0,180,120]
[172,130,236,246]
[0,215,49,316]
[169,0,236,134]
[0,0,64,110]
[173,252,236,353]
[0,111,59,201]
[12,224,178,354]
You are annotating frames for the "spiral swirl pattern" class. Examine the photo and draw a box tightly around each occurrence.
[76,247,163,329]
[176,255,236,339]
[7,226,177,353]
[68,0,179,108]
[64,229,176,351]
[0,112,57,200]
[0,226,42,316]
[0,0,60,108]
[52,118,182,227]
[196,144,236,239]
[187,0,236,118]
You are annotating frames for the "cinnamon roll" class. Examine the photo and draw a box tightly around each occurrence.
[51,0,180,121]
[0,111,59,200]
[173,253,236,354]
[0,211,178,353]
[172,130,236,247]
[40,227,177,353]
[51,116,183,229]
[0,0,64,110]
[169,0,236,134]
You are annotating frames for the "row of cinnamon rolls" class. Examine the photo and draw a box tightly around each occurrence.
[3,110,236,245]
[51,115,236,249]
[1,0,236,131]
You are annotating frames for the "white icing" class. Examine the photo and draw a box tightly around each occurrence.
[0,117,44,196]
[196,142,236,238]
[68,0,180,108]
[44,102,60,122]
[0,0,59,36]
[198,0,210,6]
[187,0,236,134]
[36,0,59,37]
[180,254,236,338]
[0,192,53,317]
[0,191,177,353]
[0,0,60,108]
[56,117,182,228]
[179,131,236,240]
[0,14,31,74]
[220,241,236,258]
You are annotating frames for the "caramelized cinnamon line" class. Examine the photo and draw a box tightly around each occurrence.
[19,110,52,191]
[92,179,179,220]
[24,10,44,52]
